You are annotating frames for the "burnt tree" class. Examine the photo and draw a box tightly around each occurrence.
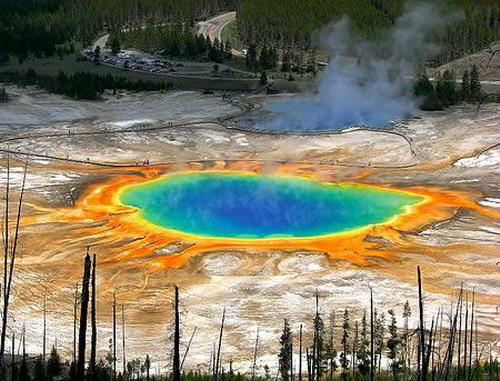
[89,252,97,380]
[173,285,181,381]
[77,252,92,381]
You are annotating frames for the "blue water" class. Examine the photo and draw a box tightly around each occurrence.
[119,172,423,239]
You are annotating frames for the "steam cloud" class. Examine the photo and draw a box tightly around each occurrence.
[261,2,458,131]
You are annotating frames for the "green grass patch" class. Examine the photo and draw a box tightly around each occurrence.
[225,56,255,74]
[220,19,245,51]
[0,53,258,91]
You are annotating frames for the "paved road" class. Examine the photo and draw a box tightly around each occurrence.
[93,33,110,50]
[197,11,244,57]
[94,11,241,55]
[198,12,235,42]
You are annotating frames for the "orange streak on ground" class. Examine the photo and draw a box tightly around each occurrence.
[22,162,500,271]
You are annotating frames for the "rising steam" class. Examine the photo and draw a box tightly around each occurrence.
[260,2,459,131]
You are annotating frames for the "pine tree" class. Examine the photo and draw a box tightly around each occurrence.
[19,357,30,381]
[413,73,434,98]
[259,71,268,86]
[461,70,471,102]
[208,38,225,63]
[414,74,444,111]
[224,41,232,60]
[34,356,47,381]
[279,319,292,381]
[246,44,258,70]
[313,298,325,381]
[0,87,8,103]
[306,55,317,76]
[11,362,18,381]
[269,47,278,69]
[435,74,446,106]
[374,311,386,375]
[110,36,121,55]
[93,46,101,64]
[259,46,270,69]
[469,65,482,102]
[441,70,457,107]
[281,51,291,72]
[357,311,370,376]
[69,361,77,381]
[0,51,9,65]
[402,301,411,375]
[47,346,62,378]
[387,310,401,380]
[340,309,350,381]
[325,311,338,379]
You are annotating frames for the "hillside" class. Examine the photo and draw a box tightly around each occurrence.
[236,0,500,64]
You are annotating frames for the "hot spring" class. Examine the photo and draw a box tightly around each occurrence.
[118,172,424,239]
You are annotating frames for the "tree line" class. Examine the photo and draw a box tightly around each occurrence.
[237,0,390,49]
[113,27,232,63]
[245,46,318,82]
[414,65,483,111]
[1,236,498,381]
[236,0,500,66]
[0,0,240,60]
[1,0,498,71]
[0,69,174,100]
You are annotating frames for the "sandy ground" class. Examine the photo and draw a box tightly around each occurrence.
[0,86,499,373]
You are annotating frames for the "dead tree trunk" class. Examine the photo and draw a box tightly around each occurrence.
[209,342,215,375]
[370,287,374,381]
[113,293,117,381]
[173,285,181,381]
[474,319,479,381]
[353,321,358,379]
[90,253,97,380]
[468,290,475,381]
[463,293,469,381]
[122,304,126,376]
[77,252,92,381]
[251,325,260,381]
[21,326,26,378]
[0,158,27,379]
[418,266,428,381]
[306,348,312,381]
[442,287,462,381]
[457,290,463,381]
[181,327,197,371]
[436,309,443,378]
[10,332,14,381]
[425,318,435,381]
[43,296,47,360]
[314,290,320,381]
[0,154,11,380]
[73,282,79,363]
[290,333,294,381]
[214,307,226,381]
[299,324,303,381]
[146,354,151,381]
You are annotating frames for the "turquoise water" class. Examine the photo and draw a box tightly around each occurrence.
[119,172,423,239]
